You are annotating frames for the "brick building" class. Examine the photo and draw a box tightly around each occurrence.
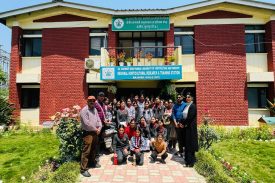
[0,0,274,126]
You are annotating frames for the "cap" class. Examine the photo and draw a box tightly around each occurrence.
[98,92,105,96]
[87,96,96,101]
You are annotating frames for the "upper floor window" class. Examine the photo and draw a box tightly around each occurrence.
[248,87,267,108]
[174,27,194,54]
[22,30,42,57]
[90,28,108,55]
[245,25,265,53]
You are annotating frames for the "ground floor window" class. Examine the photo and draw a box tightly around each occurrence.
[21,86,40,108]
[248,87,267,108]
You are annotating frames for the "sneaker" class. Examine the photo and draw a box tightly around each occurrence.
[81,170,91,177]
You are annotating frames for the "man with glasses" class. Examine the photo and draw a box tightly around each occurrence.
[172,94,186,157]
[80,96,102,177]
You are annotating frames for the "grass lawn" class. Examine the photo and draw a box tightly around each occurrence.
[0,132,59,182]
[212,140,275,183]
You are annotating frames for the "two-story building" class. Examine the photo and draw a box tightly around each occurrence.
[0,0,275,126]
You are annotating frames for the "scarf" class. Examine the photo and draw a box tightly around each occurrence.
[158,126,164,133]
[135,136,140,148]
[118,133,124,139]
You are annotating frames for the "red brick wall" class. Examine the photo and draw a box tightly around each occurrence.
[34,14,96,22]
[40,28,89,123]
[265,21,275,103]
[188,10,252,19]
[108,24,117,57]
[165,24,174,58]
[195,24,248,125]
[9,26,22,119]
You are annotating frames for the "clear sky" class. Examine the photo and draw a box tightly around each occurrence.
[0,0,274,52]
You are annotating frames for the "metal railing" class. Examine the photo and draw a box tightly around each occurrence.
[0,45,10,88]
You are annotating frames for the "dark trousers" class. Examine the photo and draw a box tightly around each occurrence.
[168,139,177,149]
[176,128,185,153]
[116,149,128,164]
[185,150,196,165]
[150,150,168,160]
[131,151,144,165]
[80,131,98,171]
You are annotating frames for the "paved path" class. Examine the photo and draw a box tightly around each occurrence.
[79,152,206,183]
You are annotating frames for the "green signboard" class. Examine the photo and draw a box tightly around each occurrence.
[112,17,170,31]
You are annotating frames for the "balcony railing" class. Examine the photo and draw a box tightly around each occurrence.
[100,46,182,67]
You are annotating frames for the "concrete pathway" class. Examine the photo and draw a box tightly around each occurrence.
[79,152,206,183]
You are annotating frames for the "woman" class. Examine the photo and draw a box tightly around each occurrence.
[113,125,129,164]
[125,119,136,140]
[116,100,129,127]
[150,134,168,164]
[163,99,176,151]
[182,93,198,167]
[130,127,146,166]
[156,119,167,141]
[143,101,153,124]
[138,116,151,151]
[126,98,136,122]
[149,116,158,142]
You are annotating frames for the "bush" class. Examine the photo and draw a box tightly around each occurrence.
[0,96,15,126]
[56,118,82,163]
[47,162,79,183]
[195,150,235,183]
[198,125,219,149]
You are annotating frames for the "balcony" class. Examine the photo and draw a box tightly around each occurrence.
[86,46,198,82]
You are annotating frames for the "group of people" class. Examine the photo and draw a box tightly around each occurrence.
[79,92,198,177]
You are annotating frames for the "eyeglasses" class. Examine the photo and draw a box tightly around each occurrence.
[177,97,181,99]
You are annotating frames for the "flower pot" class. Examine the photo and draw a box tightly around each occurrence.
[110,62,114,66]
[119,61,124,66]
[127,62,132,66]
[147,61,152,66]
[170,62,175,65]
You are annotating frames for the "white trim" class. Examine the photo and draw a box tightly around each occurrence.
[174,32,194,35]
[89,84,109,88]
[245,30,265,33]
[22,85,40,88]
[247,83,268,87]
[174,84,195,87]
[1,0,275,18]
[248,108,269,111]
[23,35,42,38]
[89,33,107,37]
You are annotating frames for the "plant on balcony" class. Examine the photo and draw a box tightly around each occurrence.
[117,50,126,66]
[145,52,153,62]
[166,53,176,65]
[107,85,117,94]
[135,50,142,63]
[126,57,133,66]
[109,56,116,66]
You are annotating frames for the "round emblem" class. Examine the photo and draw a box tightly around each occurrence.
[114,18,124,29]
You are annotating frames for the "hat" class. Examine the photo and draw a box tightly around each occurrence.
[87,96,96,101]
[98,92,105,96]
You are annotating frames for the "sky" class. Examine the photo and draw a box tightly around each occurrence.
[0,0,274,52]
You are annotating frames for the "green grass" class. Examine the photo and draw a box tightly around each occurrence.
[0,132,59,182]
[212,140,275,183]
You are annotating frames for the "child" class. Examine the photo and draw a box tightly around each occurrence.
[151,133,168,164]
[112,125,129,164]
[130,127,146,166]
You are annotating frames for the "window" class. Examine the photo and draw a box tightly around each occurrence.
[21,88,40,108]
[175,35,194,54]
[22,30,42,57]
[248,87,267,108]
[245,25,266,53]
[90,37,106,55]
[174,27,194,54]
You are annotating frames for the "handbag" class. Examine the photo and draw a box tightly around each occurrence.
[163,115,171,125]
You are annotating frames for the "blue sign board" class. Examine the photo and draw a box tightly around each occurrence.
[100,65,182,80]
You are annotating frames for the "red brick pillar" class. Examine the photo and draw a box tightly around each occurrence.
[195,24,248,125]
[108,24,117,58]
[40,28,89,123]
[265,21,275,104]
[9,26,23,120]
[164,24,174,59]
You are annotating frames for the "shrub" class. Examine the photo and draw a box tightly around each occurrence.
[0,96,15,126]
[46,162,79,183]
[195,150,235,183]
[56,118,82,163]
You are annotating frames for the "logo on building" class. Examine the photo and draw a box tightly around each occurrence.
[114,18,124,29]
[102,67,115,80]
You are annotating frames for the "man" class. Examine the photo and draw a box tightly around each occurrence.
[80,96,102,177]
[152,97,165,120]
[137,94,145,120]
[172,94,186,157]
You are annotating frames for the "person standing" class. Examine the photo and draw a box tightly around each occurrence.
[183,93,198,167]
[172,94,186,157]
[137,94,145,120]
[152,97,165,120]
[126,98,136,122]
[80,96,102,177]
[117,100,129,127]
[143,101,153,124]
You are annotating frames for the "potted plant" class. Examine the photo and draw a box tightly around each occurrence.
[107,85,117,94]
[109,56,116,66]
[126,57,133,66]
[135,50,142,66]
[145,52,153,66]
[117,50,126,66]
[168,55,176,65]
